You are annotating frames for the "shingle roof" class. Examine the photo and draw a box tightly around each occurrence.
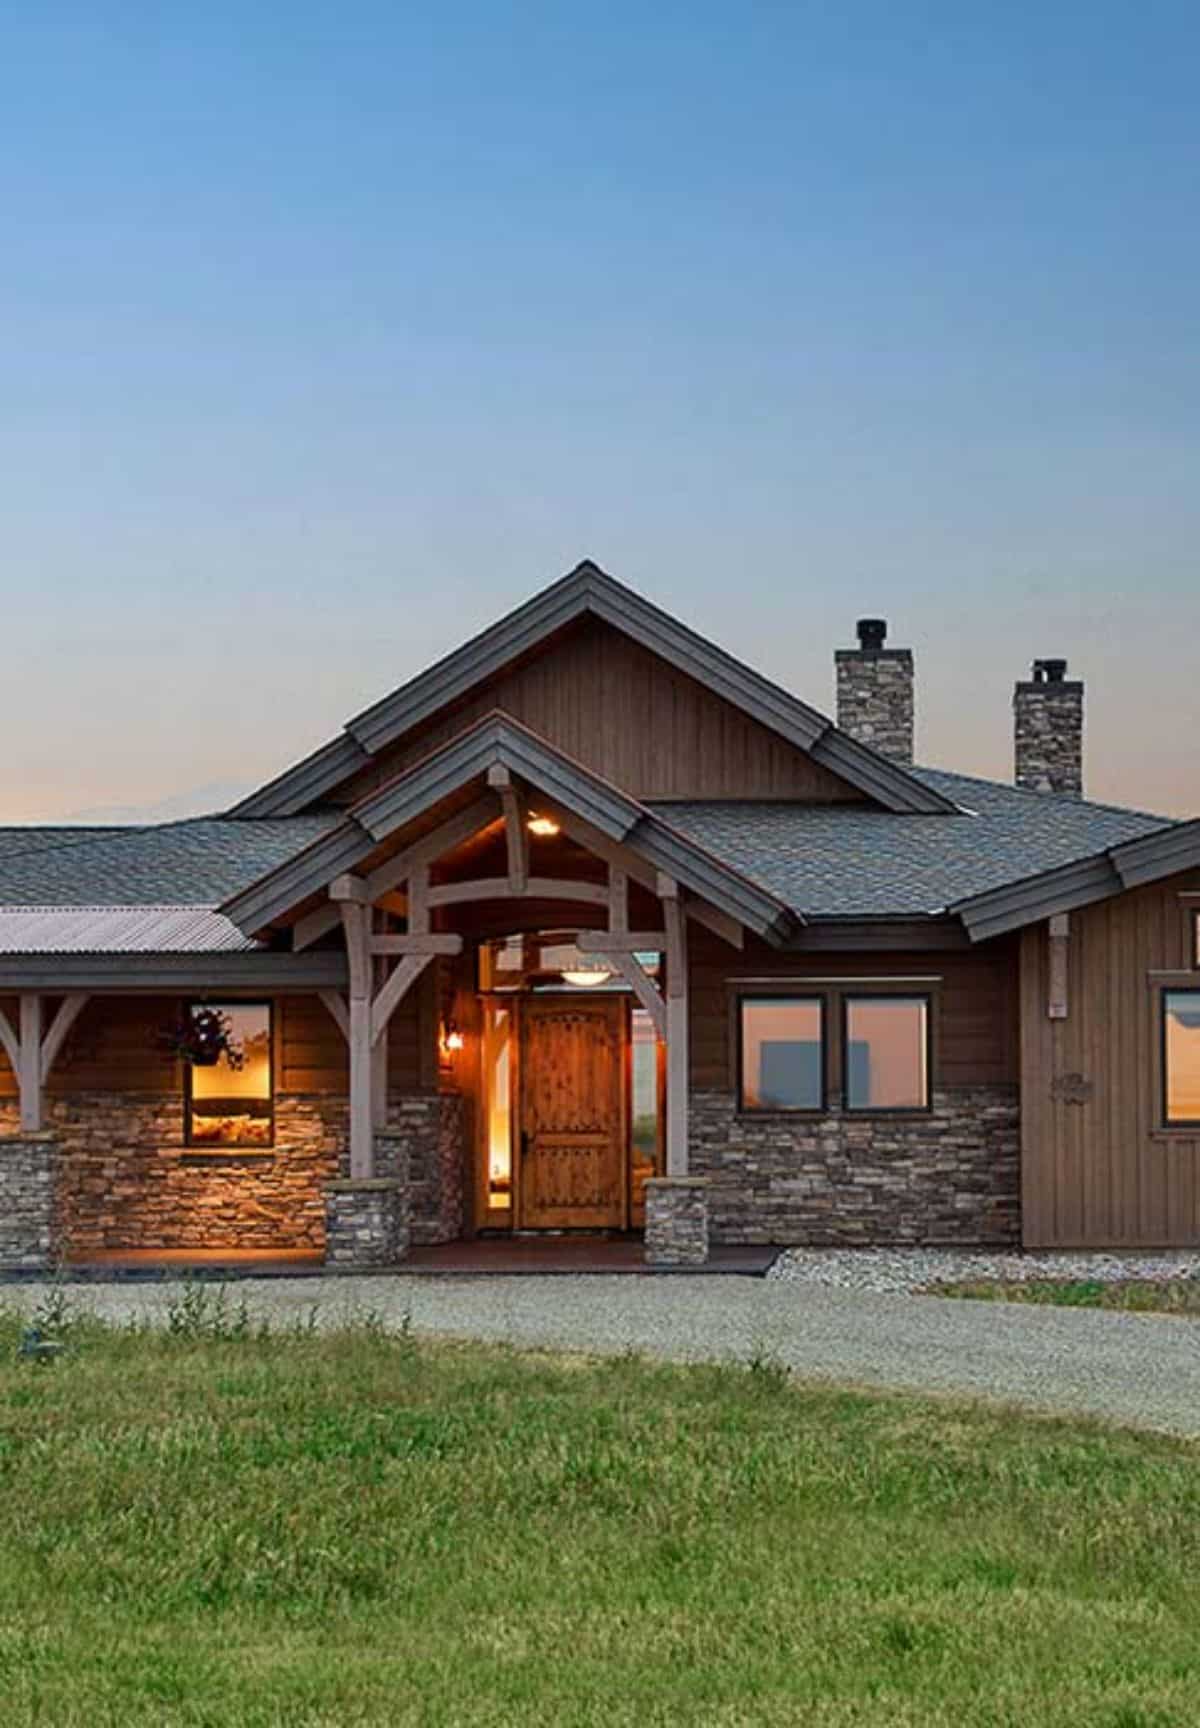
[0,770,1182,936]
[0,817,340,909]
[648,768,1177,920]
[0,906,257,954]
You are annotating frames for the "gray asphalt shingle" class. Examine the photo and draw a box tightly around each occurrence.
[0,817,340,908]
[648,767,1175,919]
[0,769,1178,925]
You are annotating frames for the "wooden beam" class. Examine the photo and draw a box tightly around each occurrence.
[318,989,349,1042]
[609,866,628,934]
[330,873,370,904]
[338,901,371,1001]
[407,866,430,935]
[40,993,89,1084]
[293,903,341,952]
[368,933,463,957]
[489,764,529,894]
[662,896,689,1175]
[19,995,43,1133]
[339,901,373,1177]
[608,951,665,1038]
[371,953,435,1047]
[586,930,667,953]
[364,796,498,902]
[1048,913,1070,1021]
[0,1004,19,1077]
[425,876,609,910]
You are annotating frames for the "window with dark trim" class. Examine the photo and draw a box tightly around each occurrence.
[739,997,825,1111]
[1163,989,1200,1128]
[843,995,931,1113]
[185,1003,274,1148]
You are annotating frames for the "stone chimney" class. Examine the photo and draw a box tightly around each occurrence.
[1013,659,1084,797]
[835,618,914,764]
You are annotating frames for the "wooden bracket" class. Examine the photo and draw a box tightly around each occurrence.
[1048,913,1069,1020]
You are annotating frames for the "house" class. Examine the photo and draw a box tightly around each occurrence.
[1,560,1198,1270]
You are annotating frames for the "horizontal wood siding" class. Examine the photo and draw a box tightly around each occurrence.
[0,989,428,1100]
[688,928,1019,1091]
[1021,870,1200,1247]
[338,617,862,805]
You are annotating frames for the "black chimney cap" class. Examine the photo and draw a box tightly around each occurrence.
[856,618,888,651]
[1033,657,1069,683]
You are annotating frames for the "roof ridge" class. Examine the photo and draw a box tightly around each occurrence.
[913,762,1177,825]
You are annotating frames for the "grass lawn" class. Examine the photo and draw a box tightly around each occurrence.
[933,1278,1200,1315]
[1,1290,1199,1726]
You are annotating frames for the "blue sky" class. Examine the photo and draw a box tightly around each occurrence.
[2,2,1197,819]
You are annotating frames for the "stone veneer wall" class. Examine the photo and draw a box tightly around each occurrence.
[37,1093,347,1257]
[0,1134,59,1270]
[0,1087,468,1259]
[689,1086,1020,1246]
[378,1091,467,1245]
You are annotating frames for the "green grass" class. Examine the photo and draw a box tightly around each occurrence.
[1,1287,1199,1726]
[933,1278,1200,1315]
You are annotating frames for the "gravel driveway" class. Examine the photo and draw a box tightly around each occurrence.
[45,1272,1200,1438]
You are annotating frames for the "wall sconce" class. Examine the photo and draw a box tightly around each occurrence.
[439,1020,465,1059]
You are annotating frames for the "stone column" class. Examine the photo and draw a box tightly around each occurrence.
[0,1134,59,1271]
[324,1176,410,1269]
[644,1176,710,1267]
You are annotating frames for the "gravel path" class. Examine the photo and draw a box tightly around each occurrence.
[770,1246,1200,1292]
[39,1272,1200,1439]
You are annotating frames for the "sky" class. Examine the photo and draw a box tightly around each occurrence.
[1,1,1197,822]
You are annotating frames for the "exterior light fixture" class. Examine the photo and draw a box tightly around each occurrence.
[561,957,612,989]
[527,814,560,837]
[439,1021,465,1058]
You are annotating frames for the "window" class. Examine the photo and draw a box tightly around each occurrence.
[844,996,930,1112]
[740,997,825,1111]
[481,1002,513,1215]
[1164,990,1200,1128]
[185,1003,273,1148]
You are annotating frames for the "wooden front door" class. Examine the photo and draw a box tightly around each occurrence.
[518,997,626,1229]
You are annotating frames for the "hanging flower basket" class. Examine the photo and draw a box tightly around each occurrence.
[157,1007,246,1070]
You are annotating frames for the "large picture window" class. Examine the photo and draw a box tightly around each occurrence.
[1164,990,1200,1128]
[844,996,931,1112]
[740,997,825,1111]
[185,1004,274,1148]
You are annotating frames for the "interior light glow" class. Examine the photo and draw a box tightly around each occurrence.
[561,963,612,988]
[527,814,560,836]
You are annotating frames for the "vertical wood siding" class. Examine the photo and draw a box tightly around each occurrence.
[0,988,429,1101]
[1021,870,1200,1246]
[336,617,863,804]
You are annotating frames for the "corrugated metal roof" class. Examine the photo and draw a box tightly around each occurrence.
[0,906,260,955]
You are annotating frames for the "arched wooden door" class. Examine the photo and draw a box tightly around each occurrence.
[518,997,627,1229]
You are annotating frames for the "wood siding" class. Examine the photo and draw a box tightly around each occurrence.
[338,617,863,805]
[0,985,431,1100]
[688,927,1020,1092]
[1021,870,1200,1247]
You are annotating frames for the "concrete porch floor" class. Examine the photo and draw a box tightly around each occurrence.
[58,1239,779,1279]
